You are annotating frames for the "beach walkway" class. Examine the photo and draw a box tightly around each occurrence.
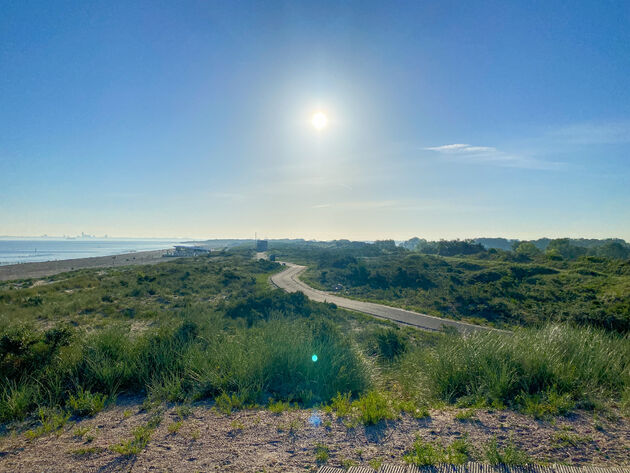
[318,463,630,473]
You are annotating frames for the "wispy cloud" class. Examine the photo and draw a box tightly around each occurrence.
[311,200,399,210]
[424,143,563,170]
[425,144,497,154]
[550,121,630,145]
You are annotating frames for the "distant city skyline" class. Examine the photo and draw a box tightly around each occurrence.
[2,2,629,240]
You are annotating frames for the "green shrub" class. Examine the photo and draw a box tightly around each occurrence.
[188,318,369,406]
[168,420,183,434]
[402,324,630,411]
[0,380,36,421]
[24,407,70,439]
[110,412,162,456]
[69,446,105,456]
[147,373,186,403]
[484,437,530,465]
[454,409,476,421]
[268,399,293,414]
[67,388,107,417]
[354,391,397,425]
[215,392,245,415]
[111,425,152,456]
[552,430,592,447]
[518,391,574,419]
[404,436,472,466]
[73,425,91,438]
[398,400,430,419]
[329,392,352,417]
[315,442,330,463]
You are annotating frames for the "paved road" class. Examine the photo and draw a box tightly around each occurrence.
[271,262,492,333]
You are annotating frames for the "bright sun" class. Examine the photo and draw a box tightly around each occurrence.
[311,112,328,130]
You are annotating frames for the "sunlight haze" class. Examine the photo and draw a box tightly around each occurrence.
[1,1,629,240]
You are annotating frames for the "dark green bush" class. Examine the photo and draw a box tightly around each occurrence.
[374,328,407,360]
[401,324,630,409]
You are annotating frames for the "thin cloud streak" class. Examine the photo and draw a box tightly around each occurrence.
[311,200,399,210]
[424,143,564,170]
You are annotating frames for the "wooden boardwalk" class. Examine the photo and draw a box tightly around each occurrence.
[318,463,630,473]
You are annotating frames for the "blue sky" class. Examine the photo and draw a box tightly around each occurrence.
[1,1,629,240]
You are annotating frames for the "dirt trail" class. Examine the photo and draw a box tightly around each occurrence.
[1,401,628,472]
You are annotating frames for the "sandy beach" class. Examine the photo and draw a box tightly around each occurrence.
[0,249,172,282]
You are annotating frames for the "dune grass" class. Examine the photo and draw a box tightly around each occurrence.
[0,256,371,423]
[1,254,628,430]
[400,324,630,414]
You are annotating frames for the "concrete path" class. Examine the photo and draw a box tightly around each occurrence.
[271,262,493,333]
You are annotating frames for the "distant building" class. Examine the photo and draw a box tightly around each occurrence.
[256,240,268,251]
[332,284,344,292]
[165,246,210,257]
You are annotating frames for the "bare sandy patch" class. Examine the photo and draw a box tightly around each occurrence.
[0,401,628,473]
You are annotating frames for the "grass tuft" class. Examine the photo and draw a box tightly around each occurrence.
[67,388,107,417]
[315,442,330,463]
[404,436,472,466]
[484,437,530,465]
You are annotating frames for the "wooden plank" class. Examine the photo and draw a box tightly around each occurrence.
[377,464,407,473]
[318,467,346,473]
[348,467,376,473]
[323,463,630,473]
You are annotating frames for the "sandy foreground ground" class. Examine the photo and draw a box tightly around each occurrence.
[0,250,173,282]
[0,400,628,473]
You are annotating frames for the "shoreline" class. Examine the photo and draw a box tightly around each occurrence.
[0,249,173,282]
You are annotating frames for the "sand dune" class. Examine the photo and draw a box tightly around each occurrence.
[0,250,172,282]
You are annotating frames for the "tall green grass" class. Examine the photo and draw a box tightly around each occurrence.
[0,303,369,422]
[401,324,630,410]
[2,255,628,425]
[186,317,369,404]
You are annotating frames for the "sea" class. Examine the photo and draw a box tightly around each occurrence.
[0,239,183,266]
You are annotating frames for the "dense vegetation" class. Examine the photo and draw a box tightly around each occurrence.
[400,324,630,416]
[274,241,630,331]
[0,249,628,432]
[402,236,630,260]
[0,255,370,422]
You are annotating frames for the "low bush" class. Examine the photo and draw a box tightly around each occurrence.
[24,407,70,439]
[404,437,472,466]
[67,388,107,417]
[354,391,397,425]
[373,328,407,360]
[315,442,330,463]
[484,438,530,465]
[110,411,162,456]
[0,380,36,421]
[268,399,293,414]
[401,324,630,410]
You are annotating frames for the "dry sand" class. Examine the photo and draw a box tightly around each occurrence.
[0,401,628,472]
[0,250,173,282]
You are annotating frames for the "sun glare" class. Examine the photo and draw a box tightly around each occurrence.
[311,112,328,130]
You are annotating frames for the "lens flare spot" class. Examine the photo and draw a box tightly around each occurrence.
[312,354,318,362]
[309,412,322,427]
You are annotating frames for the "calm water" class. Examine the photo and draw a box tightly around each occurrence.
[0,239,181,266]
